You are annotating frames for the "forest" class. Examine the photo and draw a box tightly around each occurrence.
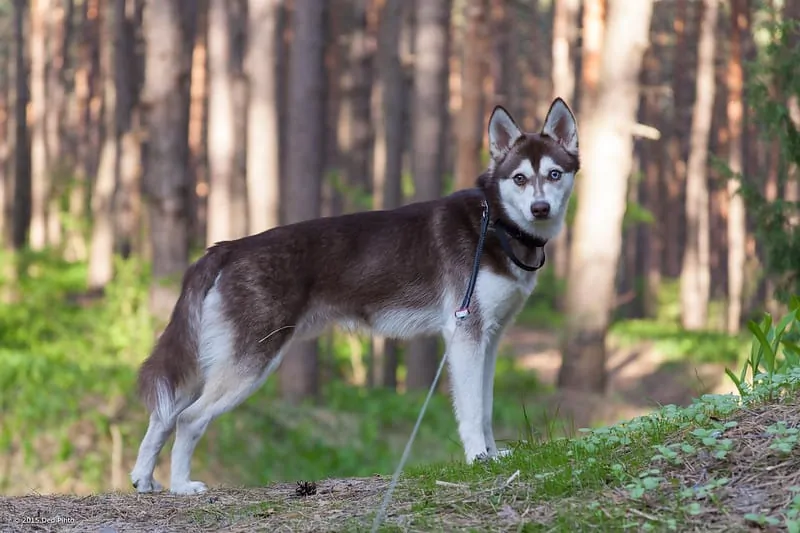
[0,0,799,531]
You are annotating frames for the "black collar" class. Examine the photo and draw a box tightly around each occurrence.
[492,216,548,272]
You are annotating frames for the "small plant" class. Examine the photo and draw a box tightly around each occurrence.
[725,296,800,398]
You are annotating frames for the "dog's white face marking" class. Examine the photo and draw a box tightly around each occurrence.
[497,155,576,240]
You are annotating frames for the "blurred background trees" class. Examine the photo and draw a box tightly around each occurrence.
[0,0,798,495]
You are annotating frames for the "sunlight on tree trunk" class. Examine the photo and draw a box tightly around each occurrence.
[88,0,120,290]
[206,0,236,245]
[557,0,654,394]
[680,0,718,331]
[279,0,326,403]
[29,0,51,251]
[246,0,281,233]
[726,0,748,334]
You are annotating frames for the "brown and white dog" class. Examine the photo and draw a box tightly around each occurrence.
[130,98,579,495]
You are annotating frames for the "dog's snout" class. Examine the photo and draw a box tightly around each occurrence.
[531,201,551,218]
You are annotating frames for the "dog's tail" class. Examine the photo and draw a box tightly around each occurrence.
[136,245,230,423]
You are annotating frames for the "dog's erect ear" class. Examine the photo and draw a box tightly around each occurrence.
[542,97,578,155]
[488,106,523,161]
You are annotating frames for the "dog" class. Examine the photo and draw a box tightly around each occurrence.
[130,97,579,495]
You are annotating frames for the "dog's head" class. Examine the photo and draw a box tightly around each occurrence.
[481,98,579,241]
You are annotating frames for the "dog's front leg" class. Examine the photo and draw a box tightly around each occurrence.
[444,328,489,463]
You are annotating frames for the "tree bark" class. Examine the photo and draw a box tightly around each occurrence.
[141,0,198,318]
[557,0,654,393]
[29,0,51,251]
[11,0,30,250]
[0,23,9,246]
[454,0,486,191]
[370,0,406,389]
[279,0,326,403]
[114,0,144,260]
[680,0,718,331]
[206,0,236,245]
[88,0,122,289]
[577,0,605,117]
[640,45,663,318]
[405,0,452,391]
[336,0,374,212]
[725,0,748,334]
[246,0,282,233]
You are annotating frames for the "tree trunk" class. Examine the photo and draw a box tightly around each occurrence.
[405,0,451,391]
[550,0,580,293]
[370,0,406,390]
[88,0,121,289]
[246,0,282,233]
[11,0,30,250]
[577,0,605,117]
[0,27,9,246]
[640,45,663,318]
[725,0,748,334]
[454,0,486,191]
[228,0,249,240]
[336,0,373,212]
[557,0,654,393]
[29,0,51,251]
[141,0,197,318]
[680,0,718,331]
[206,0,236,245]
[279,0,326,403]
[663,0,691,279]
[114,0,144,260]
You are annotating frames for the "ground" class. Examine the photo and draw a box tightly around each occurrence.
[3,325,787,533]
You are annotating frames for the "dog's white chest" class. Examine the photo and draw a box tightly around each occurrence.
[475,268,537,328]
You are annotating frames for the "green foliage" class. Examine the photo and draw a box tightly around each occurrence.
[725,296,800,398]
[609,319,748,365]
[725,13,800,303]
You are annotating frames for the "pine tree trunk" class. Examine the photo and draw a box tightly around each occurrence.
[557,0,654,393]
[279,0,326,403]
[206,0,236,245]
[246,0,281,233]
[680,0,718,331]
[29,0,51,251]
[455,0,486,191]
[88,0,121,289]
[726,0,748,333]
[405,0,451,391]
[0,31,9,246]
[11,0,30,250]
[141,0,197,318]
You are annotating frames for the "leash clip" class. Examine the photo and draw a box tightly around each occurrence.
[455,307,470,320]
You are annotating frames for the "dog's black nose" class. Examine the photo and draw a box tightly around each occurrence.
[531,201,551,218]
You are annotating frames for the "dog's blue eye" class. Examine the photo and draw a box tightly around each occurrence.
[549,169,562,181]
[512,174,527,185]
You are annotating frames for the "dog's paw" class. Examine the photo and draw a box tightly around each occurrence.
[131,476,163,493]
[170,481,208,495]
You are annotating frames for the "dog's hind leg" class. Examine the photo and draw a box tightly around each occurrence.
[130,412,173,492]
[168,356,280,495]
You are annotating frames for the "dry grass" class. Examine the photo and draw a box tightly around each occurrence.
[0,477,393,533]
